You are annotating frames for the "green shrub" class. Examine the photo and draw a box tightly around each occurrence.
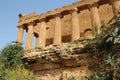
[80,16,120,80]
[0,42,24,69]
[0,42,39,80]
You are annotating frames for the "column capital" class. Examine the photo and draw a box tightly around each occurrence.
[88,3,99,9]
[39,18,49,23]
[40,18,46,21]
[26,22,35,27]
[55,13,63,18]
[69,8,79,13]
[17,25,24,28]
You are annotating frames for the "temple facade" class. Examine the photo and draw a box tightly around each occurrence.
[16,0,120,50]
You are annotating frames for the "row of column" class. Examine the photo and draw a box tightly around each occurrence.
[16,0,120,50]
[16,8,79,50]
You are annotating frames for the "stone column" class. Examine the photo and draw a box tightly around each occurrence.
[89,3,101,33]
[37,20,46,47]
[16,26,24,44]
[110,0,120,16]
[71,8,80,41]
[53,14,62,45]
[25,23,34,50]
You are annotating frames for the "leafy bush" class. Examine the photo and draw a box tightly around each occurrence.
[1,66,39,80]
[80,16,120,80]
[0,42,24,69]
[0,42,39,80]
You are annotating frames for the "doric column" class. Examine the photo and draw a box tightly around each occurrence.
[37,20,46,47]
[25,23,34,50]
[16,26,24,44]
[89,3,101,33]
[110,0,120,16]
[53,14,62,45]
[71,8,80,41]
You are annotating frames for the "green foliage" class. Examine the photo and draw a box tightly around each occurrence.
[80,17,120,80]
[80,55,120,80]
[106,27,120,44]
[0,66,39,80]
[0,42,24,69]
[68,76,76,80]
[0,42,39,80]
[85,16,120,54]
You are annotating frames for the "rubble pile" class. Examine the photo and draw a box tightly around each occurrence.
[22,39,95,67]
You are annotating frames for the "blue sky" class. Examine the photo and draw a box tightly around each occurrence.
[0,0,79,49]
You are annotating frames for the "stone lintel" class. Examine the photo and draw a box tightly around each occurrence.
[98,0,109,5]
[87,2,99,9]
[69,7,79,14]
[18,0,105,26]
[17,12,39,26]
[54,13,63,19]
[27,22,34,26]
[17,25,24,28]
[39,18,48,23]
[24,12,38,20]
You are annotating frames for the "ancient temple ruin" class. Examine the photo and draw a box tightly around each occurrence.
[16,0,120,79]
[16,0,119,50]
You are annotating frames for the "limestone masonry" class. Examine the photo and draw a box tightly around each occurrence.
[17,0,119,50]
[16,0,120,79]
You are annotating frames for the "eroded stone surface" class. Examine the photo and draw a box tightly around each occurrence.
[22,39,97,80]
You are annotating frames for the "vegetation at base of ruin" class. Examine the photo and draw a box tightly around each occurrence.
[58,16,120,80]
[85,16,120,54]
[80,17,120,80]
[0,42,39,80]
